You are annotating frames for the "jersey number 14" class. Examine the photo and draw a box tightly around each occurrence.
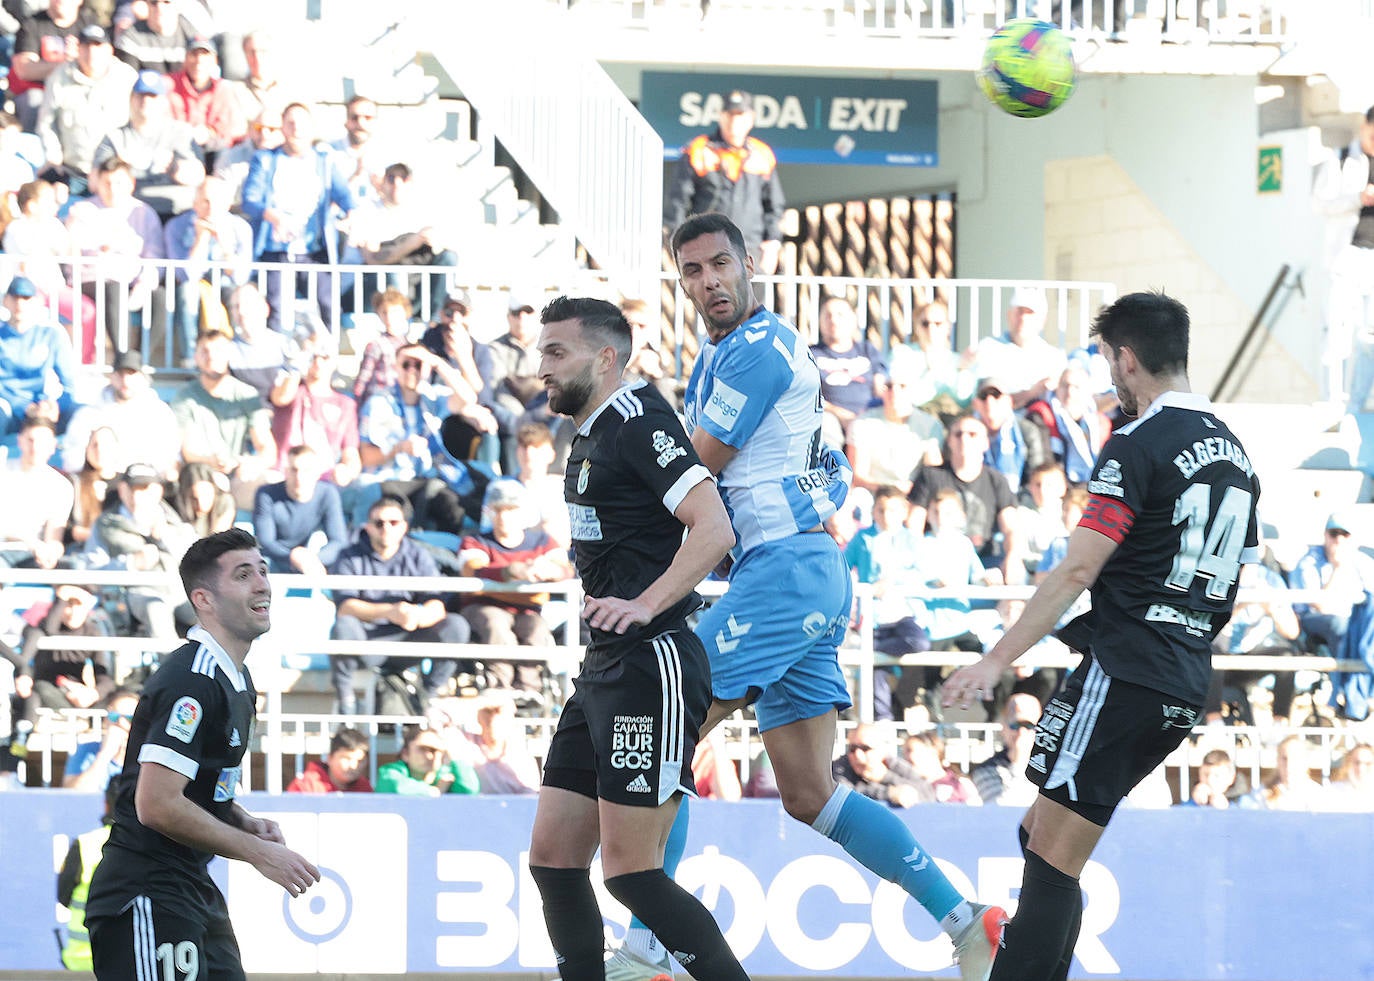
[1167,484,1253,600]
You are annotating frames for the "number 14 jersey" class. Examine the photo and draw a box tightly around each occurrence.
[1072,391,1262,704]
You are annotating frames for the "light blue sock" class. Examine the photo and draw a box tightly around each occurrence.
[624,798,690,959]
[813,784,965,926]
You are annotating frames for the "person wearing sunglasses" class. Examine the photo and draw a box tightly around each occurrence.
[63,687,139,792]
[970,692,1044,807]
[832,722,933,809]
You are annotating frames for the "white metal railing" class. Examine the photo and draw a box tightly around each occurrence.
[420,1,664,298]
[548,0,1297,42]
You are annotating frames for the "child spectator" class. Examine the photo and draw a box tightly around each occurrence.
[285,727,373,793]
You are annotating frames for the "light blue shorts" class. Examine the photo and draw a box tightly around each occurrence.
[696,532,853,732]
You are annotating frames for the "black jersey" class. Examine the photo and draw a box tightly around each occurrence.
[565,381,715,645]
[88,626,257,914]
[1069,392,1261,704]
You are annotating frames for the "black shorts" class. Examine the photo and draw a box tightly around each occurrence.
[89,878,244,981]
[1027,653,1201,826]
[543,625,709,807]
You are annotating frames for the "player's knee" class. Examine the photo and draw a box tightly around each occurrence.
[778,784,829,825]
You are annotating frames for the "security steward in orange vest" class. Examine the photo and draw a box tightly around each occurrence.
[665,89,786,274]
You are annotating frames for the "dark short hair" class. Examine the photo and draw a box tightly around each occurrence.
[1366,105,1374,124]
[383,162,411,183]
[1089,291,1190,376]
[179,528,260,597]
[329,727,369,755]
[670,212,748,267]
[346,94,375,111]
[540,295,632,370]
[95,156,133,177]
[369,492,413,524]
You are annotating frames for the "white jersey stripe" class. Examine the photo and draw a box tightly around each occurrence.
[652,633,686,804]
[1044,658,1111,798]
[192,645,217,679]
[133,894,156,981]
[611,389,644,421]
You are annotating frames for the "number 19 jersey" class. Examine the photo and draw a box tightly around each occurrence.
[1071,391,1261,704]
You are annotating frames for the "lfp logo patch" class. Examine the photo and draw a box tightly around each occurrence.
[166,696,203,743]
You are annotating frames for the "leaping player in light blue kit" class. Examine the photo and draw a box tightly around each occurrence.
[604,211,1007,981]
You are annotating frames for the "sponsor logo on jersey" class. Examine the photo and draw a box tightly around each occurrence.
[576,459,590,494]
[214,765,241,802]
[166,696,202,743]
[567,502,602,541]
[1088,458,1125,497]
[1145,603,1213,637]
[611,714,655,770]
[802,610,828,638]
[1160,704,1200,730]
[673,951,696,967]
[703,379,747,432]
[1028,752,1047,772]
[625,774,653,793]
[651,429,687,468]
[229,727,242,748]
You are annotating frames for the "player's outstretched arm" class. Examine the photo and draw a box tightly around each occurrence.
[135,761,320,895]
[582,479,734,634]
[943,526,1117,709]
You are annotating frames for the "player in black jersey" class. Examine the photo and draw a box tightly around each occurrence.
[86,528,320,981]
[943,292,1261,981]
[525,296,749,981]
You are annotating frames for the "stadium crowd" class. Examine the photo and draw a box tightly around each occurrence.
[0,2,1364,814]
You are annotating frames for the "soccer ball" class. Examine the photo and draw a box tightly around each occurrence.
[977,19,1077,118]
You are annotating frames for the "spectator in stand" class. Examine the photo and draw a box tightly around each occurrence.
[970,286,1067,409]
[691,728,743,801]
[970,691,1043,807]
[4,180,99,363]
[166,36,246,160]
[913,488,1002,663]
[1239,735,1329,811]
[376,723,479,796]
[359,342,491,537]
[285,726,373,793]
[0,109,44,193]
[112,0,194,74]
[227,29,297,126]
[847,356,944,495]
[213,106,280,206]
[92,69,204,218]
[169,461,233,536]
[907,413,1021,581]
[63,687,140,792]
[223,280,292,401]
[513,421,569,549]
[269,333,361,487]
[833,722,933,809]
[488,290,546,474]
[1016,462,1070,579]
[1291,510,1374,662]
[1180,748,1239,809]
[65,425,120,548]
[619,297,678,405]
[36,24,135,199]
[0,275,80,435]
[329,94,385,204]
[328,493,470,715]
[418,288,502,431]
[903,729,981,805]
[1325,742,1374,812]
[456,479,573,699]
[891,297,975,414]
[353,162,459,320]
[466,696,541,794]
[1209,559,1301,725]
[65,156,166,354]
[88,462,196,637]
[163,175,253,367]
[171,328,277,503]
[9,0,98,132]
[0,415,72,569]
[977,598,1070,718]
[61,348,180,479]
[971,374,1049,496]
[354,287,418,405]
[665,88,784,274]
[252,444,348,576]
[810,294,886,449]
[9,581,113,724]
[1023,361,1109,486]
[241,101,356,333]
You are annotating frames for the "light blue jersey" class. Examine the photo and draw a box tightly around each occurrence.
[684,306,849,556]
[687,306,854,731]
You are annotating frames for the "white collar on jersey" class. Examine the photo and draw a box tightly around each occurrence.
[1116,390,1213,435]
[576,379,649,437]
[186,624,249,692]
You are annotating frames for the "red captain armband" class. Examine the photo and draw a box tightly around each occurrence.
[1080,494,1136,543]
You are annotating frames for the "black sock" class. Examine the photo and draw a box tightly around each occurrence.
[529,865,604,981]
[1018,823,1030,857]
[603,869,747,981]
[1050,880,1083,981]
[989,849,1080,981]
